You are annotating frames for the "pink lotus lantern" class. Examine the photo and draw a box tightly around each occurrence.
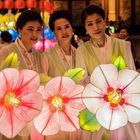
[0,68,42,138]
[34,76,84,135]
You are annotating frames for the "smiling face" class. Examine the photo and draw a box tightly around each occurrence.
[119,29,128,39]
[85,13,106,40]
[54,18,73,45]
[19,21,42,49]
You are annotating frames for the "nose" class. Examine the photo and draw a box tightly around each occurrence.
[93,23,99,30]
[32,30,38,37]
[62,28,67,34]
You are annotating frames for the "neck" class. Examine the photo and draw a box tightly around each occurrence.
[59,42,71,55]
[21,39,32,52]
[92,34,106,47]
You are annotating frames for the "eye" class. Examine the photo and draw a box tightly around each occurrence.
[65,25,70,29]
[56,27,62,31]
[96,19,102,24]
[37,28,42,32]
[27,28,33,31]
[87,23,93,26]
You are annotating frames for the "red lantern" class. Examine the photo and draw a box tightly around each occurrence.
[26,0,37,9]
[39,0,54,13]
[15,0,25,9]
[0,1,3,9]
[4,0,14,9]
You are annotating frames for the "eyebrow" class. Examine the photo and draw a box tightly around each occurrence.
[26,26,42,29]
[86,17,102,23]
[55,23,70,28]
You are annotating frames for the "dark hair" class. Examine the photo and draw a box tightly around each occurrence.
[81,5,105,25]
[49,10,72,31]
[118,25,130,34]
[1,31,12,43]
[16,10,43,31]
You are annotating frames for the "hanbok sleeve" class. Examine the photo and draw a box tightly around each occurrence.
[76,46,90,85]
[0,46,11,70]
[40,52,48,75]
[123,41,136,70]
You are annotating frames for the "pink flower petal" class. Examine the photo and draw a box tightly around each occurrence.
[0,68,20,97]
[0,108,26,138]
[96,103,127,130]
[124,94,140,123]
[44,77,75,97]
[82,84,105,113]
[64,85,84,110]
[62,84,84,97]
[38,86,50,99]
[90,64,118,92]
[34,105,60,135]
[18,69,40,96]
[60,106,80,131]
[14,91,42,122]
[0,72,7,98]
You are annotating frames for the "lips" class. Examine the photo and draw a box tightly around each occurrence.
[94,31,101,34]
[62,34,69,38]
[31,38,38,41]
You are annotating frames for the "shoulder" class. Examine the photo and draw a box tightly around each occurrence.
[0,42,16,52]
[77,40,90,51]
[112,37,127,48]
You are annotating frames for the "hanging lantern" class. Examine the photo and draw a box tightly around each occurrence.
[4,0,14,9]
[15,0,25,9]
[26,0,37,9]
[39,0,54,13]
[0,1,3,9]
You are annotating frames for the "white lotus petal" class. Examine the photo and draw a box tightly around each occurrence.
[118,70,140,94]
[82,84,105,113]
[124,105,140,123]
[96,104,127,130]
[90,64,118,92]
[124,94,140,123]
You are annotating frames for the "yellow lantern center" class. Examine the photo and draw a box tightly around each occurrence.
[4,92,21,107]
[108,90,122,105]
[51,96,63,111]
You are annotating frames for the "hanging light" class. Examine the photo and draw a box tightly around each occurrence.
[26,0,37,9]
[15,0,25,9]
[0,1,3,9]
[4,0,14,9]
[39,0,54,13]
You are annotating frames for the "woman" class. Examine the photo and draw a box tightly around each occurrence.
[44,10,80,140]
[76,5,137,140]
[0,10,48,74]
[46,10,76,77]
[0,10,48,140]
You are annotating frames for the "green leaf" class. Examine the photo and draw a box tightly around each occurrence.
[64,68,85,83]
[0,52,18,69]
[79,108,101,132]
[39,73,52,84]
[113,56,126,70]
